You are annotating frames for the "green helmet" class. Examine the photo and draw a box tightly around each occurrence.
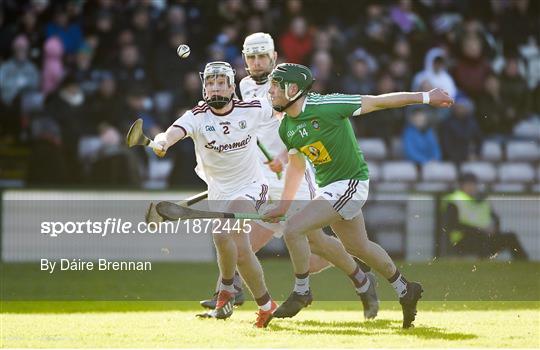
[269,63,314,110]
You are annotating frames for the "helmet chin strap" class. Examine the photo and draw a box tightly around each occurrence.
[273,82,312,112]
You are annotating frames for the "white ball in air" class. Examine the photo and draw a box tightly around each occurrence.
[177,44,190,59]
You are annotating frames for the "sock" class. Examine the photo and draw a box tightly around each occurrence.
[354,258,372,273]
[388,270,408,297]
[256,292,272,311]
[220,277,235,294]
[294,272,310,294]
[348,265,370,294]
[233,271,243,292]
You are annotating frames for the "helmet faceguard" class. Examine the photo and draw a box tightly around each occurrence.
[269,63,314,112]
[242,32,275,84]
[200,61,236,109]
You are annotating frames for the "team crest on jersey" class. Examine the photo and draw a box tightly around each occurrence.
[300,141,332,165]
[205,125,216,132]
[239,120,247,129]
[311,119,320,130]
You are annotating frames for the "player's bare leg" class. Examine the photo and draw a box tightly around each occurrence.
[201,221,238,320]
[228,199,277,327]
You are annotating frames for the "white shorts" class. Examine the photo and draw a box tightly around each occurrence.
[208,180,269,214]
[317,179,369,220]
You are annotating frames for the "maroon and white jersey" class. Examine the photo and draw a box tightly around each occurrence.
[239,77,286,167]
[173,98,273,195]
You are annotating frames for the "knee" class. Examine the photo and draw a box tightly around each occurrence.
[236,245,253,266]
[213,232,230,247]
[283,222,304,242]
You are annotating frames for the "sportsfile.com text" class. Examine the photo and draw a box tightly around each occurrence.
[40,218,253,237]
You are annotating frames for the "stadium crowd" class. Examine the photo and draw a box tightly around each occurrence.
[0,0,538,188]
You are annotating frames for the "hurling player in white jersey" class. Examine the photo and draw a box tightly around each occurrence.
[198,33,380,320]
[153,61,278,328]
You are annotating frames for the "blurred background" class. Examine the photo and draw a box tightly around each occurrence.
[0,0,539,263]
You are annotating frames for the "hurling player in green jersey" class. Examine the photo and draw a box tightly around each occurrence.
[264,63,453,328]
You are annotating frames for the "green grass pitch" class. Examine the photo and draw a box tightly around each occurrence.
[1,260,539,348]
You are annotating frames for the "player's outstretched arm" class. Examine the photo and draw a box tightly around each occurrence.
[359,88,453,115]
[152,125,186,157]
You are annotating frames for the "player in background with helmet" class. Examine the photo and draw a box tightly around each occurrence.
[199,33,380,320]
[264,63,454,328]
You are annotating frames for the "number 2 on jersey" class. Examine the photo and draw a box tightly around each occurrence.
[223,125,230,134]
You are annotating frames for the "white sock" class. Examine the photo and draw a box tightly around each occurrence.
[220,282,235,294]
[259,300,273,311]
[391,274,408,297]
[294,275,310,294]
[356,276,371,294]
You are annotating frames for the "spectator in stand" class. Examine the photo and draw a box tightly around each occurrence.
[402,106,441,165]
[341,49,376,95]
[90,10,117,69]
[45,5,84,56]
[87,71,124,132]
[476,73,506,135]
[389,0,426,35]
[499,55,530,121]
[153,29,194,92]
[453,34,492,99]
[45,75,89,183]
[439,94,482,164]
[0,34,40,139]
[412,47,457,99]
[174,71,202,110]
[41,36,65,97]
[130,6,154,57]
[124,85,160,137]
[72,43,99,94]
[280,16,313,64]
[18,7,44,64]
[0,34,40,106]
[115,44,149,95]
[310,50,334,93]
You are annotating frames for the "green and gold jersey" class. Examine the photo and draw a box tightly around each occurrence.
[278,92,369,187]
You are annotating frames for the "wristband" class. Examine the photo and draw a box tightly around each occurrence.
[422,91,430,104]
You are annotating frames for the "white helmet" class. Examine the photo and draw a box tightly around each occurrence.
[242,32,275,83]
[242,32,274,56]
[199,61,236,109]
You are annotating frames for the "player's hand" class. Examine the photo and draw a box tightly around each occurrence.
[265,158,284,174]
[428,88,454,108]
[261,204,288,223]
[153,142,166,157]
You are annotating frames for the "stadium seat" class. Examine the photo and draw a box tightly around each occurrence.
[414,182,451,192]
[375,182,410,192]
[461,161,497,183]
[358,138,387,160]
[498,162,535,183]
[364,203,406,227]
[491,183,526,193]
[421,161,457,182]
[506,141,540,162]
[391,138,404,159]
[366,161,380,182]
[513,117,540,140]
[78,136,102,160]
[381,161,418,182]
[481,140,503,162]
